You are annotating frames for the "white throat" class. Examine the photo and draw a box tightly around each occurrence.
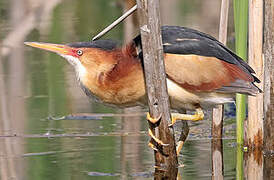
[60,54,87,80]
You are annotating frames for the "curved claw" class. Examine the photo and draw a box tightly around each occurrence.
[148,128,169,146]
[148,142,159,151]
[146,112,162,124]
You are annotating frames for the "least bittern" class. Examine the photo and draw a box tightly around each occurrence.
[25,26,261,155]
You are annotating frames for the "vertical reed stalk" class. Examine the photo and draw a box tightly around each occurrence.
[234,1,248,179]
[233,0,248,145]
[236,146,244,180]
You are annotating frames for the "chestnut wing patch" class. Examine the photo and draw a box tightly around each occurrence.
[133,26,261,94]
[161,26,256,75]
[164,53,253,92]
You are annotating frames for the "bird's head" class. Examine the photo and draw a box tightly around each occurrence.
[24,40,119,79]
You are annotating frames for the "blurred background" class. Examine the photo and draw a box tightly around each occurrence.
[0,0,242,179]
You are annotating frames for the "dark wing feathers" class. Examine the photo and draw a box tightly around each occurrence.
[134,25,261,94]
[134,26,258,81]
[161,26,258,81]
[216,80,262,95]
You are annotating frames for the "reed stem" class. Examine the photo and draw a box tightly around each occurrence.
[233,0,248,145]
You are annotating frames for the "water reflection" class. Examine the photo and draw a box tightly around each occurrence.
[245,149,263,180]
[211,139,224,180]
[0,0,273,180]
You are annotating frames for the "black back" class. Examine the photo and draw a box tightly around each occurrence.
[134,26,260,83]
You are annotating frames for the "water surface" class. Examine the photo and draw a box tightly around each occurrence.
[0,0,271,179]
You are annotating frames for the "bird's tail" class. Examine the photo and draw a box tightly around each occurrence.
[216,79,262,96]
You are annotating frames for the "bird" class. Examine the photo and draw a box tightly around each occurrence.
[24,26,261,155]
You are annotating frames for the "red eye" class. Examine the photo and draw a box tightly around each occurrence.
[77,50,83,56]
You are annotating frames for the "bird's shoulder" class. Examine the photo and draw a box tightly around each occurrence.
[134,25,258,80]
[160,26,239,65]
[133,26,261,94]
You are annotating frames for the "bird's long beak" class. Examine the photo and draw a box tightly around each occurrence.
[24,42,69,55]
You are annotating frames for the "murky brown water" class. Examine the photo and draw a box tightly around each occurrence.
[0,0,272,179]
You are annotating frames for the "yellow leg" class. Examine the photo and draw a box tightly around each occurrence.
[170,108,204,126]
[176,141,184,156]
[146,113,169,149]
[176,121,189,156]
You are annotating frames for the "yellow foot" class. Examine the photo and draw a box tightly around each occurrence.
[169,108,204,126]
[146,112,162,124]
[148,142,158,151]
[148,128,169,146]
[147,112,168,147]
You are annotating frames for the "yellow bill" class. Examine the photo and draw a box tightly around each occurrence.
[24,42,69,55]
